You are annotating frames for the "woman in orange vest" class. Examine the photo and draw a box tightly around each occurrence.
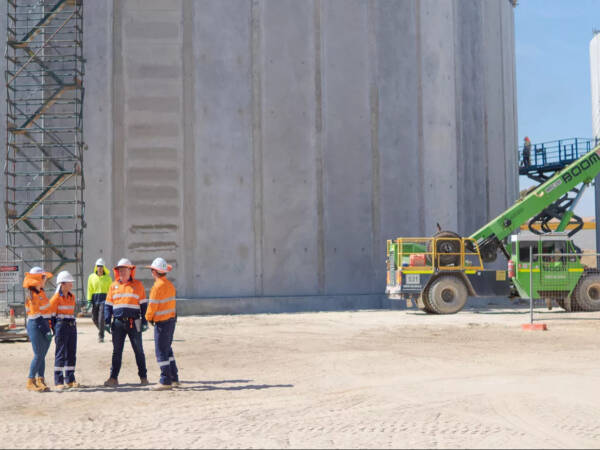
[144,257,179,390]
[24,266,53,392]
[49,271,79,389]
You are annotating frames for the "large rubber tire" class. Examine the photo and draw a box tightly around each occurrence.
[417,286,438,314]
[427,275,468,314]
[573,273,600,311]
[429,231,461,266]
[561,293,582,312]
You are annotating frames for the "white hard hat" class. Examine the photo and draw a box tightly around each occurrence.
[56,270,75,284]
[115,258,134,269]
[95,258,106,267]
[29,266,53,279]
[145,257,172,273]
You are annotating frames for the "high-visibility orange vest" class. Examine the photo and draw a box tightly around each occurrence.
[106,277,147,320]
[145,277,176,323]
[49,291,76,320]
[24,289,51,321]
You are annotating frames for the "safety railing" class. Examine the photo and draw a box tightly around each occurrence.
[518,137,600,173]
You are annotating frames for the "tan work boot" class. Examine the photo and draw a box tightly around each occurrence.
[36,377,50,392]
[68,381,80,388]
[139,377,149,386]
[26,377,42,392]
[171,381,180,387]
[103,377,118,387]
[55,384,66,390]
[152,383,172,391]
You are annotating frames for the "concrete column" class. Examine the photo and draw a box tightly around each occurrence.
[419,0,458,235]
[192,0,255,296]
[322,0,373,294]
[83,0,113,275]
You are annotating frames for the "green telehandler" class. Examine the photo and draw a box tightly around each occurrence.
[386,145,600,314]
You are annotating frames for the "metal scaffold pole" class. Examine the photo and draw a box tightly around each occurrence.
[4,0,84,313]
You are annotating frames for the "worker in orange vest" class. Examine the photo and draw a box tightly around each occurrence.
[144,257,179,390]
[49,271,79,389]
[23,266,54,392]
[103,258,149,387]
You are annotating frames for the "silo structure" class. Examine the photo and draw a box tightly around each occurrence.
[70,0,518,305]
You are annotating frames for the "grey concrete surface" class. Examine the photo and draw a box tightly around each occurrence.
[2,0,519,306]
[592,33,600,139]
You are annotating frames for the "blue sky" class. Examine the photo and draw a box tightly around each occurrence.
[515,0,598,217]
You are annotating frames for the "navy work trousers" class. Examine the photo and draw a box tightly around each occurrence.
[154,318,179,385]
[110,318,147,379]
[54,319,77,384]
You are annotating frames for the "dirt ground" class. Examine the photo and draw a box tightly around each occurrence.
[2,305,600,449]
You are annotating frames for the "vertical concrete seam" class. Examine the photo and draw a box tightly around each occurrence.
[182,0,196,297]
[511,6,519,201]
[451,0,462,234]
[482,3,490,221]
[111,0,124,264]
[251,0,264,296]
[415,0,425,235]
[314,0,325,294]
[368,0,380,290]
[499,0,507,210]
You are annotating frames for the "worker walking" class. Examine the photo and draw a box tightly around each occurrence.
[23,266,54,392]
[144,257,179,390]
[49,271,79,389]
[87,258,112,343]
[522,136,531,167]
[103,258,149,387]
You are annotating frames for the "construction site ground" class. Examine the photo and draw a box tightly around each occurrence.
[2,303,600,449]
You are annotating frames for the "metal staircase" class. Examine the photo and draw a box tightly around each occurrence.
[4,0,84,310]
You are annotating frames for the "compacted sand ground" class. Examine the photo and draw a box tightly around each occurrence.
[2,305,600,449]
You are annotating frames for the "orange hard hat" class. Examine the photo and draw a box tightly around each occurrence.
[524,136,530,141]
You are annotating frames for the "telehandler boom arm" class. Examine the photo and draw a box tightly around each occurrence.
[470,146,600,262]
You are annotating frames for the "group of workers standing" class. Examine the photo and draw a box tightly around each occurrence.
[23,256,179,392]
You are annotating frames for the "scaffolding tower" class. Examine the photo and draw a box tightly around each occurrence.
[4,0,84,311]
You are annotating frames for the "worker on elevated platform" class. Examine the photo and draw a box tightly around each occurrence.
[522,136,531,168]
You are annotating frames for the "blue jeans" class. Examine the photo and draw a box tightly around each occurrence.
[154,318,179,385]
[110,317,147,379]
[54,320,77,384]
[27,319,51,379]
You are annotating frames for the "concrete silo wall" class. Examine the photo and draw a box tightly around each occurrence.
[80,0,518,300]
[592,33,600,139]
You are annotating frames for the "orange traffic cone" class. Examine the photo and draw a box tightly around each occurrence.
[9,308,16,329]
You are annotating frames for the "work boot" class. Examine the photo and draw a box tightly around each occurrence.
[36,377,50,392]
[26,378,42,392]
[55,384,66,391]
[171,380,180,387]
[67,381,80,388]
[152,383,172,391]
[98,336,104,343]
[103,377,118,387]
[139,377,149,386]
